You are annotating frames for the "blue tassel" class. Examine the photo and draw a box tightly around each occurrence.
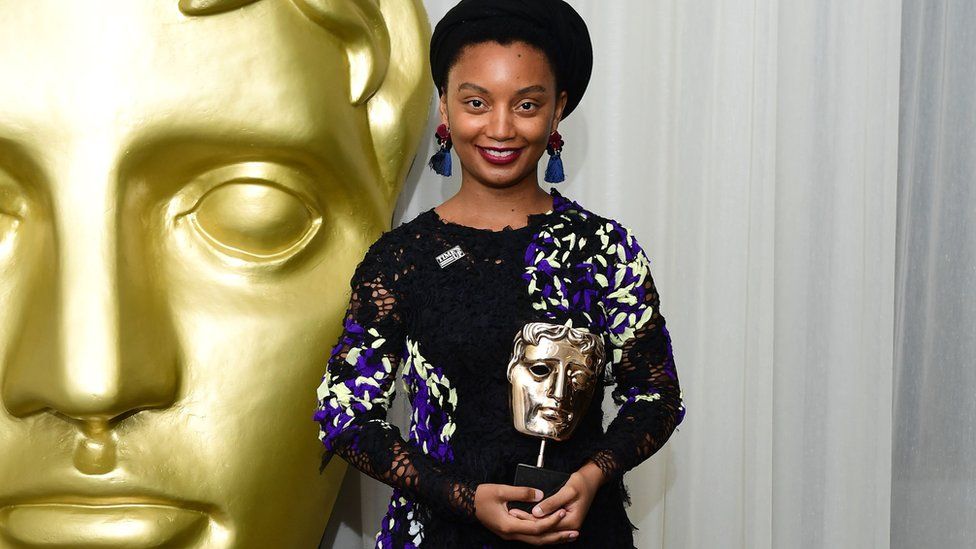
[428,147,452,177]
[545,153,565,183]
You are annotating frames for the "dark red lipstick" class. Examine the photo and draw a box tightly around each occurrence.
[477,146,522,165]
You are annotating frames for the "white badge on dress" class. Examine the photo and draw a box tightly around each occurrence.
[435,245,465,268]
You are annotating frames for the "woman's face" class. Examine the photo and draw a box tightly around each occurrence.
[440,41,568,189]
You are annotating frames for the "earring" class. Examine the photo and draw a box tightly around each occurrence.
[428,123,452,177]
[545,130,565,183]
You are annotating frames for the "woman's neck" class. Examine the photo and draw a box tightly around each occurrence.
[435,179,554,231]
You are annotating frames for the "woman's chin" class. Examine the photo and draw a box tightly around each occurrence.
[466,166,538,189]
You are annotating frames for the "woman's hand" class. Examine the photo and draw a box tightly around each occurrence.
[474,484,579,545]
[509,462,606,537]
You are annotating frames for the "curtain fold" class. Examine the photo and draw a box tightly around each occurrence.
[892,1,976,547]
[323,1,902,547]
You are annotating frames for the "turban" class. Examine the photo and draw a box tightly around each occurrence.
[430,0,593,119]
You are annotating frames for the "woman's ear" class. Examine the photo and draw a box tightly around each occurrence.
[552,90,569,132]
[438,89,449,127]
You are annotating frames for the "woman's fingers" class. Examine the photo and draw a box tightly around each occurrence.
[533,483,578,517]
[506,506,565,535]
[512,528,580,546]
[497,485,545,503]
[508,507,536,520]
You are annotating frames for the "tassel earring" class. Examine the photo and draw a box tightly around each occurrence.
[428,123,452,177]
[545,130,565,183]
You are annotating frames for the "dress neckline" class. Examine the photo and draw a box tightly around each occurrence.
[427,187,566,236]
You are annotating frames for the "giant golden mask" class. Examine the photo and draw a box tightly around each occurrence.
[0,1,430,547]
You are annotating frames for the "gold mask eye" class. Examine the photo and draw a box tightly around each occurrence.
[0,212,19,250]
[0,185,26,253]
[186,180,320,261]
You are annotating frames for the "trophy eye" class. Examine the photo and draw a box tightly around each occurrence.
[570,372,591,389]
[529,363,552,377]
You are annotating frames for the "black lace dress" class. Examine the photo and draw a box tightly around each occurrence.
[314,188,684,548]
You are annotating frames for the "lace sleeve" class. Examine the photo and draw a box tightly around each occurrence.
[589,225,686,480]
[313,241,477,521]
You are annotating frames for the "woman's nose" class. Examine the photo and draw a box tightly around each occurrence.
[485,108,516,141]
[1,166,179,425]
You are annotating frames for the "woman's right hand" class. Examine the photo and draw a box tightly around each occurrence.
[474,484,579,545]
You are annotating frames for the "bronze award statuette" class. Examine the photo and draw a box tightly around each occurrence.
[505,322,606,512]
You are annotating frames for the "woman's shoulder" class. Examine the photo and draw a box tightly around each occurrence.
[354,209,438,272]
[549,189,646,253]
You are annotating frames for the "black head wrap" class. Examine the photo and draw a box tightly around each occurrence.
[430,0,593,119]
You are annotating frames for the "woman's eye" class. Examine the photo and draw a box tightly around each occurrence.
[182,180,321,262]
[470,99,484,108]
[519,102,537,111]
[529,363,552,377]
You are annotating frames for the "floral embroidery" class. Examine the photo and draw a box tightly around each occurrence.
[402,337,458,462]
[377,494,423,548]
[314,317,398,450]
[374,337,458,546]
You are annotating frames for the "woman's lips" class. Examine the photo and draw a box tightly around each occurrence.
[477,146,523,165]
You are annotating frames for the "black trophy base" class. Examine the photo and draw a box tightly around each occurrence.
[507,463,570,513]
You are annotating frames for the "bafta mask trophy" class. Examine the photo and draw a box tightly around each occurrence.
[0,1,429,547]
[505,322,605,512]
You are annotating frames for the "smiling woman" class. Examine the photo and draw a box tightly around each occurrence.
[440,42,567,193]
[313,0,685,548]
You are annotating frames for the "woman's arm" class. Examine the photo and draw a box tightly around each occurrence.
[314,242,477,521]
[588,222,685,480]
[527,222,685,528]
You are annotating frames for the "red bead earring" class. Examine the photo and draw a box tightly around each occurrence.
[428,123,452,176]
[545,130,565,183]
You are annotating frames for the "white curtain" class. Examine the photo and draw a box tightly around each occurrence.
[892,1,976,548]
[323,1,902,547]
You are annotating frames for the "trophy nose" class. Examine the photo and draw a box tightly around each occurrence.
[549,363,568,402]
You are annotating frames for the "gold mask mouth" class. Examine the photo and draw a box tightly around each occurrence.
[0,500,213,548]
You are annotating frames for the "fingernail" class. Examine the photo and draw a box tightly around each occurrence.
[559,509,567,518]
[532,505,544,517]
[533,489,543,501]
[568,532,578,539]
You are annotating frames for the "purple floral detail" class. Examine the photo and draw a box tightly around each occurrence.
[521,201,685,423]
[377,491,423,548]
[314,317,398,451]
[522,201,631,330]
[373,338,457,548]
[401,338,458,463]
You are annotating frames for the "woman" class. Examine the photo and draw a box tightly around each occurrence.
[314,0,684,546]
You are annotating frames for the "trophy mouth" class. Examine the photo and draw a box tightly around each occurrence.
[537,406,573,426]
